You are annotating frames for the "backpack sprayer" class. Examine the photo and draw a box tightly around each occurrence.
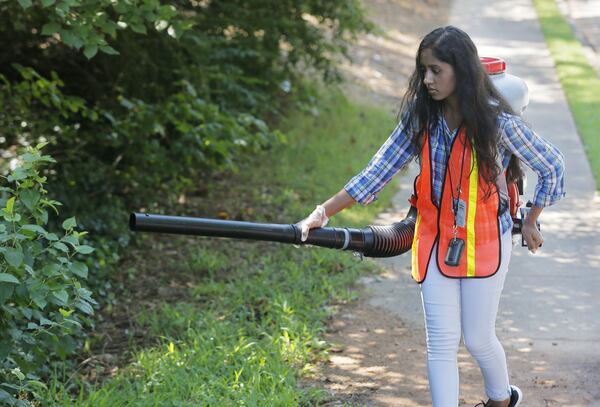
[129,57,539,256]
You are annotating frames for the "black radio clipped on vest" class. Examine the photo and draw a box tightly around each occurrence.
[444,237,465,267]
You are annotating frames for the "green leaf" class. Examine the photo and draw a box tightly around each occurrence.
[64,318,82,328]
[40,317,54,326]
[53,242,69,252]
[62,235,79,246]
[60,29,84,49]
[75,245,94,254]
[24,264,35,276]
[45,232,59,241]
[41,0,56,6]
[30,284,49,309]
[62,216,77,230]
[0,283,15,304]
[41,22,60,36]
[26,379,48,391]
[76,300,94,315]
[31,293,47,309]
[3,248,24,268]
[84,44,98,59]
[131,23,147,34]
[20,189,41,211]
[70,262,88,278]
[11,368,25,381]
[42,263,62,277]
[100,45,120,55]
[7,168,27,182]
[76,286,95,302]
[21,224,47,235]
[59,308,74,317]
[0,273,20,284]
[52,289,68,305]
[17,0,32,9]
[2,212,21,223]
[5,196,15,214]
[37,209,49,225]
[0,389,13,403]
[21,307,33,319]
[27,322,39,330]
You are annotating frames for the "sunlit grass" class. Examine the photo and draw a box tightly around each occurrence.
[43,87,401,405]
[256,87,400,227]
[533,0,600,189]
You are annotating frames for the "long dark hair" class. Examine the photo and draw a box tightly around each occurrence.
[399,26,523,192]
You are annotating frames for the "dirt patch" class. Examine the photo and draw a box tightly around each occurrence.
[338,0,453,112]
[310,289,431,406]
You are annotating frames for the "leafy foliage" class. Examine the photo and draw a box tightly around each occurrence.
[0,0,373,403]
[0,145,94,405]
[0,0,372,242]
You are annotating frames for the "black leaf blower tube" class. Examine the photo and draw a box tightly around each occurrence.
[129,206,418,258]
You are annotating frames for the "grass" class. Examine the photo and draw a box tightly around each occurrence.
[533,0,600,189]
[41,88,402,406]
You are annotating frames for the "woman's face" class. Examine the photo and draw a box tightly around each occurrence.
[420,48,456,102]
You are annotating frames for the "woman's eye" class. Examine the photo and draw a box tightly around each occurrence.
[432,69,440,74]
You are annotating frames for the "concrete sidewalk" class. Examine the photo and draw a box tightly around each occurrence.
[364,0,600,404]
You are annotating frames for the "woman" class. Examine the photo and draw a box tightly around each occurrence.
[297,26,565,407]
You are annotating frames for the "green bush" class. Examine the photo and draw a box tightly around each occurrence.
[0,0,372,264]
[0,1,373,401]
[0,145,94,406]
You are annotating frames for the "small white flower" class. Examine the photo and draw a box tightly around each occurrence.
[155,20,169,31]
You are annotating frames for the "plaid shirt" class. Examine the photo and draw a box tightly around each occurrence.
[344,112,566,235]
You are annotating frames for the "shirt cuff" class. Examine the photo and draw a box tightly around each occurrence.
[344,178,378,206]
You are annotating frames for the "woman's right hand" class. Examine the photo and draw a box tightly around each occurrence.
[522,221,544,253]
[296,204,329,242]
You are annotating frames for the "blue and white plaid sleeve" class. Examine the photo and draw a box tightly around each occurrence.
[500,115,566,208]
[344,119,417,205]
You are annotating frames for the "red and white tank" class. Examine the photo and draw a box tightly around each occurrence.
[481,57,529,115]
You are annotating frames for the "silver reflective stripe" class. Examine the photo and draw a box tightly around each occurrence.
[342,228,350,250]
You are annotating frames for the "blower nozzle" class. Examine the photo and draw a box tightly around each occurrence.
[129,206,418,258]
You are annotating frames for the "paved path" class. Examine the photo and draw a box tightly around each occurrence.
[364,0,600,404]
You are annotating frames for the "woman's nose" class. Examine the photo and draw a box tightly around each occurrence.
[423,71,433,86]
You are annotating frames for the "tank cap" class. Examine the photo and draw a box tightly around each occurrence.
[480,57,506,74]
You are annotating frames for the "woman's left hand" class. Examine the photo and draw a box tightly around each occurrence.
[522,221,543,253]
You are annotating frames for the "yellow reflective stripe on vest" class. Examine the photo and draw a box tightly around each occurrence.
[411,213,422,281]
[466,148,478,277]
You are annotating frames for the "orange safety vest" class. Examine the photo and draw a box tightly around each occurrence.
[411,128,502,283]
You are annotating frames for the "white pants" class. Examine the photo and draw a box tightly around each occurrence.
[420,231,513,406]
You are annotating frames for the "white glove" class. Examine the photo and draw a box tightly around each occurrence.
[297,204,329,242]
